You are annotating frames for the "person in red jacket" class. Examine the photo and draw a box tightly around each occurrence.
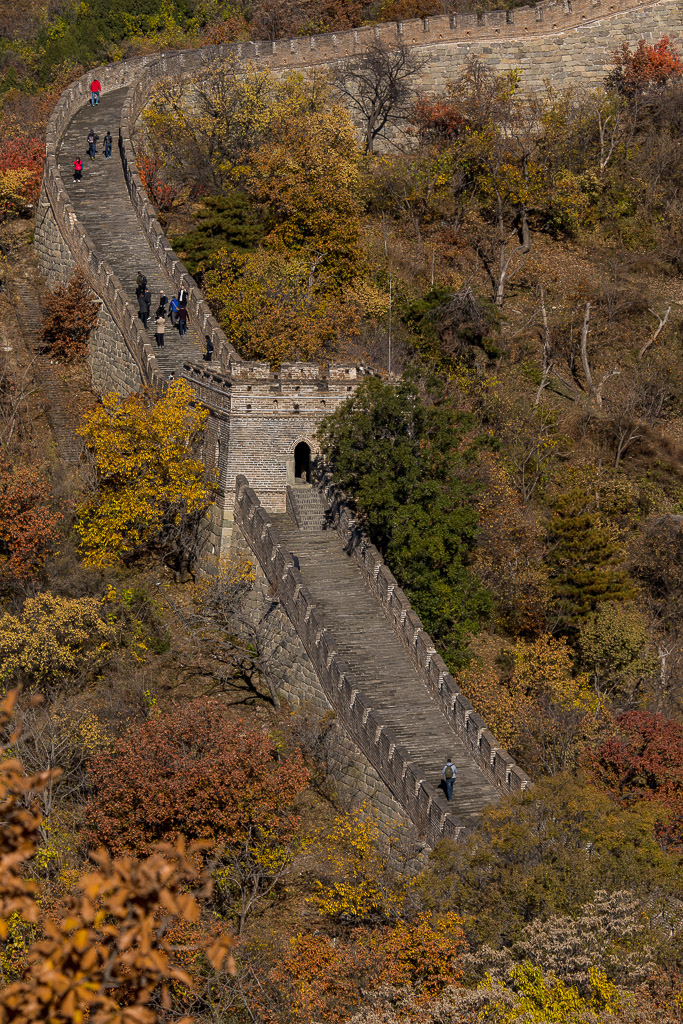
[73,157,83,181]
[90,79,101,106]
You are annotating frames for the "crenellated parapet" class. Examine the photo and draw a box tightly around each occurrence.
[35,0,681,391]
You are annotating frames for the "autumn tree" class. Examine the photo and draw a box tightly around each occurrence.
[577,602,654,709]
[588,711,683,850]
[40,269,99,362]
[472,454,549,636]
[0,462,61,590]
[84,697,309,859]
[76,380,211,574]
[244,99,364,281]
[460,634,598,774]
[203,247,359,366]
[334,40,426,154]
[0,134,43,219]
[606,36,683,97]
[0,689,234,1024]
[0,593,115,693]
[419,772,673,950]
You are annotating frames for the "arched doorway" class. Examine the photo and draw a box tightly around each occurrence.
[294,441,311,483]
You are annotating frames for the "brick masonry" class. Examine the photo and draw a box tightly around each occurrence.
[229,524,425,852]
[35,0,683,398]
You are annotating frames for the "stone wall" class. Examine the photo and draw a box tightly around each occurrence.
[233,474,471,847]
[315,472,532,795]
[181,361,375,532]
[35,57,162,393]
[37,0,682,394]
[229,523,423,851]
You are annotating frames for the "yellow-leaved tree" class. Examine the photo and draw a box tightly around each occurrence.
[203,247,360,366]
[76,380,211,574]
[312,807,409,924]
[245,101,364,282]
[460,634,600,774]
[0,594,115,692]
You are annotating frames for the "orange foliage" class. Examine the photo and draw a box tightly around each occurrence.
[0,135,44,217]
[410,96,466,143]
[0,461,61,586]
[0,689,234,1024]
[84,698,310,857]
[137,146,181,212]
[40,268,99,361]
[608,36,683,95]
[264,915,468,1024]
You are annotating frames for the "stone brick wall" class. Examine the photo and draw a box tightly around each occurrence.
[315,471,532,796]
[181,361,375,543]
[37,0,682,395]
[35,57,162,394]
[233,474,468,848]
[229,523,423,852]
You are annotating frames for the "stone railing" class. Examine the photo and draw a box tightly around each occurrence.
[40,58,163,389]
[119,61,237,368]
[315,470,531,796]
[234,474,467,847]
[39,0,679,389]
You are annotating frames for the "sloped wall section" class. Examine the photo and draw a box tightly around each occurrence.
[35,0,683,391]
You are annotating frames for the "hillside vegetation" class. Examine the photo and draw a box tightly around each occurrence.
[0,9,682,1024]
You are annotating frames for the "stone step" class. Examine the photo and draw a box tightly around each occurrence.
[55,87,202,380]
[267,499,501,829]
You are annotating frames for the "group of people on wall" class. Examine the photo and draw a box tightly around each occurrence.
[72,81,110,181]
[135,275,191,349]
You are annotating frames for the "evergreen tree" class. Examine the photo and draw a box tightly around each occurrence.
[545,480,633,636]
[172,192,267,277]
[319,376,491,667]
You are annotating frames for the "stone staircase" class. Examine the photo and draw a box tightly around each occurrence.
[56,87,202,378]
[286,485,327,531]
[269,503,501,830]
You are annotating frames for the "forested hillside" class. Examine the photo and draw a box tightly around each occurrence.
[1,4,683,1023]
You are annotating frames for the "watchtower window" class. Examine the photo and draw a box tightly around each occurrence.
[294,441,311,483]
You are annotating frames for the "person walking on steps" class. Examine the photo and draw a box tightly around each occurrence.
[136,272,147,299]
[103,131,112,158]
[168,295,179,328]
[176,303,188,337]
[138,286,151,329]
[87,129,99,160]
[158,290,167,313]
[90,79,101,106]
[178,286,188,307]
[442,758,458,801]
[204,334,214,362]
[155,307,166,348]
[73,157,83,181]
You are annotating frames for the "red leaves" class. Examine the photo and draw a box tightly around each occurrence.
[410,96,466,143]
[0,461,61,586]
[137,147,180,213]
[609,36,683,96]
[84,698,310,858]
[0,133,43,216]
[589,711,683,850]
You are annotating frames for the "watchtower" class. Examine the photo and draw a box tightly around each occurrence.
[181,358,375,555]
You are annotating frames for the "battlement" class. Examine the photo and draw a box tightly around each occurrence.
[182,358,376,391]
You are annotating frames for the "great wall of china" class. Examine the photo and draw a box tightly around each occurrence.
[34,0,683,846]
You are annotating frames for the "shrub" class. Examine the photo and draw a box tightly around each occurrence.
[84,697,310,856]
[40,269,99,362]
